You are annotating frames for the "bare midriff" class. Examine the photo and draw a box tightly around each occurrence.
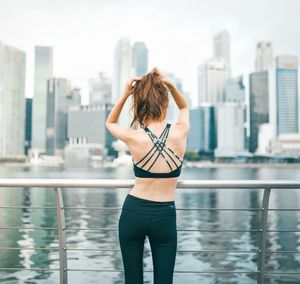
[129,177,178,202]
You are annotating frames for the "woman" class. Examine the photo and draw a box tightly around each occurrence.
[105,67,190,284]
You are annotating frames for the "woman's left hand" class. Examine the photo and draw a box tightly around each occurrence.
[123,76,141,98]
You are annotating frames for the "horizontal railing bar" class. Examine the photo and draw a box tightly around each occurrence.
[67,268,258,274]
[0,206,56,209]
[266,250,300,253]
[0,268,59,271]
[268,208,300,211]
[0,227,57,230]
[67,248,258,253]
[1,178,300,189]
[0,206,263,211]
[64,228,261,232]
[267,229,300,232]
[3,226,300,233]
[0,227,260,232]
[1,205,300,212]
[66,248,300,254]
[264,272,300,274]
[0,247,258,253]
[0,267,298,274]
[2,246,300,254]
[65,207,262,211]
[0,247,59,251]
[1,206,300,212]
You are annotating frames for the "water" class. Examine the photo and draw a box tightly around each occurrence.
[0,165,300,283]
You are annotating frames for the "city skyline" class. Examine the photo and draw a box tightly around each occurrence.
[0,0,299,106]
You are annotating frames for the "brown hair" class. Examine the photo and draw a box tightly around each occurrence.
[129,71,169,128]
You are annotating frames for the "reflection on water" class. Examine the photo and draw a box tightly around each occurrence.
[0,166,300,283]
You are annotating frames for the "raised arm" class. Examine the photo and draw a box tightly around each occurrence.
[151,67,190,134]
[168,83,190,134]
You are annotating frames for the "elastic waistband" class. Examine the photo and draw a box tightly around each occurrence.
[127,194,175,205]
[122,194,176,216]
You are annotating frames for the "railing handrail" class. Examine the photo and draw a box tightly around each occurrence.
[1,178,300,188]
[1,178,300,284]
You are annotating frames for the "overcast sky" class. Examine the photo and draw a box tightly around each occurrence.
[0,0,299,106]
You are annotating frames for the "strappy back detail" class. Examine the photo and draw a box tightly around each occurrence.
[132,123,184,178]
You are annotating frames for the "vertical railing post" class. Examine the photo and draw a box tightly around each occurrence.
[257,187,271,284]
[54,187,68,284]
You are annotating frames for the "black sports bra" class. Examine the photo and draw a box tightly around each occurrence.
[132,122,184,178]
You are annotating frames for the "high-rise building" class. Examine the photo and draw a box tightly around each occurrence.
[213,30,230,65]
[224,75,245,103]
[255,42,273,72]
[31,46,53,154]
[187,104,216,153]
[215,76,246,156]
[215,102,245,156]
[275,55,298,135]
[46,78,71,156]
[197,57,230,106]
[113,38,149,129]
[112,37,133,129]
[25,98,33,155]
[89,72,112,105]
[132,42,148,76]
[113,37,132,103]
[249,71,269,153]
[0,41,26,158]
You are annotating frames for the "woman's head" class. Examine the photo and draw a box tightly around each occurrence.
[129,69,169,128]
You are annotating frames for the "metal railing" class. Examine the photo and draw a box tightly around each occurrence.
[0,178,300,284]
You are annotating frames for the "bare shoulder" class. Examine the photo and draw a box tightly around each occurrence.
[125,127,145,146]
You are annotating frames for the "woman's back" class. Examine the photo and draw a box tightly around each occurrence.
[128,120,189,201]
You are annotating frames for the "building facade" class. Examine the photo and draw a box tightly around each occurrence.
[0,41,26,158]
[249,71,269,153]
[198,57,230,105]
[132,42,148,76]
[46,78,71,156]
[31,46,53,154]
[255,41,273,72]
[276,55,298,135]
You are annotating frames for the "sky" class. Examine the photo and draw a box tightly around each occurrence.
[0,0,299,106]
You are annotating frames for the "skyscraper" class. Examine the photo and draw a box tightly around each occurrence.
[187,104,216,153]
[31,46,53,154]
[249,71,269,153]
[215,102,245,156]
[132,42,148,76]
[112,37,133,128]
[255,42,273,72]
[275,55,298,135]
[25,98,33,155]
[215,76,246,156]
[113,37,132,103]
[213,30,230,65]
[198,57,230,105]
[46,78,71,156]
[0,41,26,158]
[224,75,245,103]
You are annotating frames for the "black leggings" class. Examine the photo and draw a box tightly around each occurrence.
[118,193,177,284]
